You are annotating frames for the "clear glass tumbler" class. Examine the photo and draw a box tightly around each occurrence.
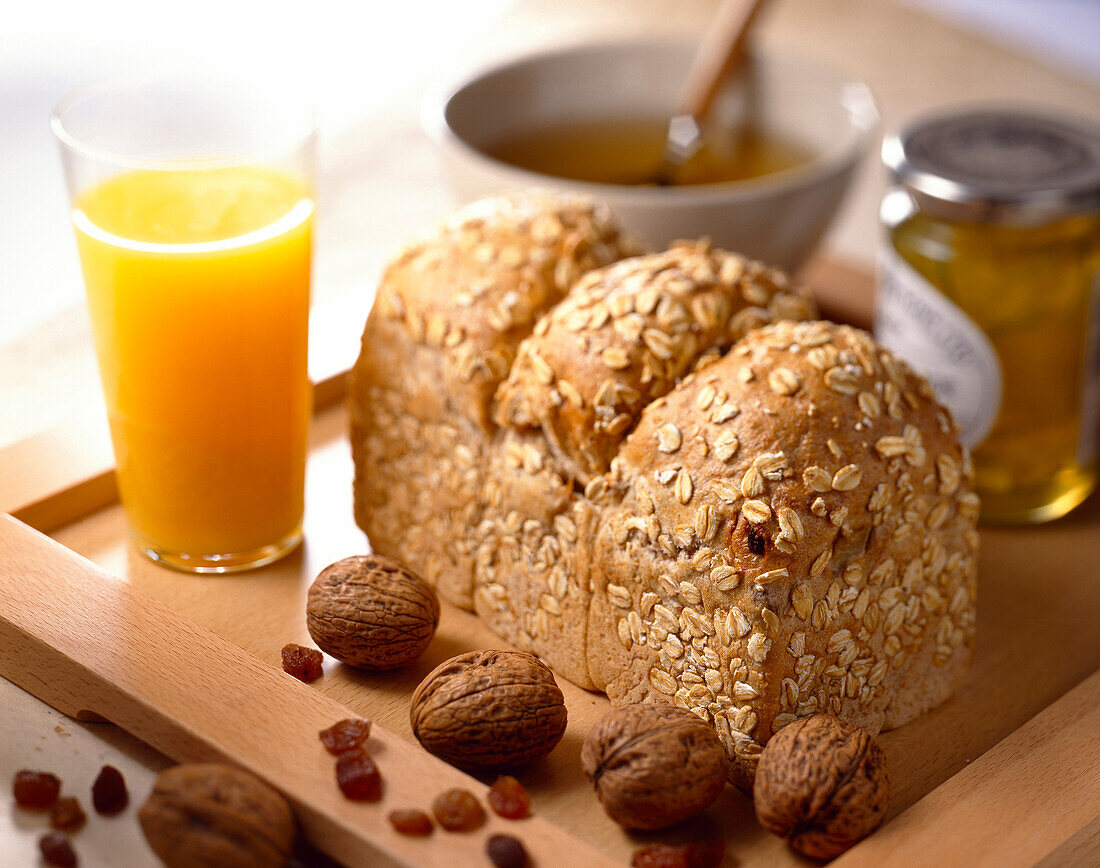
[52,79,317,572]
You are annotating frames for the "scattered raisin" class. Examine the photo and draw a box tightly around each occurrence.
[282,643,324,683]
[319,718,372,755]
[49,797,87,832]
[91,765,128,816]
[486,833,528,868]
[631,840,725,868]
[431,788,486,832]
[632,844,686,868]
[488,776,531,819]
[13,769,61,810]
[686,841,725,868]
[335,750,382,801]
[388,809,433,836]
[39,832,77,867]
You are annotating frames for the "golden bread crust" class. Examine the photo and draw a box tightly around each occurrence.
[348,193,634,606]
[349,195,978,787]
[495,242,816,482]
[475,244,817,688]
[587,321,978,785]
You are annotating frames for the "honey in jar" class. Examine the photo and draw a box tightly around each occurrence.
[876,109,1100,523]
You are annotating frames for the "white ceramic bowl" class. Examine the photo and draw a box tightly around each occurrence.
[422,40,879,272]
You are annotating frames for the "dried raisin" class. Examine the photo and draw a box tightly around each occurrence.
[282,643,324,683]
[335,750,382,801]
[431,788,485,832]
[486,833,528,868]
[49,797,87,832]
[487,776,531,819]
[91,765,128,816]
[319,718,372,755]
[388,808,433,836]
[631,840,724,868]
[686,841,725,868]
[39,832,77,867]
[632,843,686,868]
[13,769,61,810]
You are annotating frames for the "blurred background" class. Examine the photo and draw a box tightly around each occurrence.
[2,0,1098,343]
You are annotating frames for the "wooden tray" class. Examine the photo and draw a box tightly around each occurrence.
[3,260,1099,867]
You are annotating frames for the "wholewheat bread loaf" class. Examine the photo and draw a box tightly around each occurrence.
[348,193,635,608]
[349,194,978,787]
[476,245,818,687]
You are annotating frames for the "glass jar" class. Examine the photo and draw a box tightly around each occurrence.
[876,109,1100,523]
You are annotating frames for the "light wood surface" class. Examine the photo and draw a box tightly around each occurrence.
[835,670,1100,867]
[0,514,618,868]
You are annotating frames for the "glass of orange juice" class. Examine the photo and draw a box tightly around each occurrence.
[52,79,316,573]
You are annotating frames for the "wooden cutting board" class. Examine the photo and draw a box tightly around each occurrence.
[2,261,1099,867]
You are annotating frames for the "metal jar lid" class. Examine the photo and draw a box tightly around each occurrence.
[883,108,1100,225]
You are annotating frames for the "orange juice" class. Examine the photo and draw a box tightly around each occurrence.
[73,166,312,568]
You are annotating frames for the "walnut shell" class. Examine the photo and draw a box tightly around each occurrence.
[306,554,440,670]
[754,714,890,859]
[581,704,728,830]
[410,649,567,771]
[137,764,296,868]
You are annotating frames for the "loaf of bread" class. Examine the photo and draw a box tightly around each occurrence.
[350,193,979,786]
[349,194,636,608]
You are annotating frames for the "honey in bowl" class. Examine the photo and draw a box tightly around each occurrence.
[482,117,813,186]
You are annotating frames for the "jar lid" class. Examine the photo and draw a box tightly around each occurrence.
[883,108,1100,224]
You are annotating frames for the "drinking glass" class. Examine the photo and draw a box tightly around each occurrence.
[52,79,316,572]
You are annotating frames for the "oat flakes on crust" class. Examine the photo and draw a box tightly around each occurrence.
[350,196,979,790]
[588,321,977,787]
[474,243,817,686]
[349,192,635,606]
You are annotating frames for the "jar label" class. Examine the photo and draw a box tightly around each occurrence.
[875,245,1003,449]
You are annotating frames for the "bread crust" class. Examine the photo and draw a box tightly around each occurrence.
[588,321,978,786]
[350,195,978,786]
[474,243,817,687]
[349,193,633,606]
[495,242,816,482]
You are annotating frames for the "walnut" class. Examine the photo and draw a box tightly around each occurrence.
[581,704,728,830]
[754,714,890,859]
[410,650,567,771]
[137,764,296,868]
[307,555,440,670]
